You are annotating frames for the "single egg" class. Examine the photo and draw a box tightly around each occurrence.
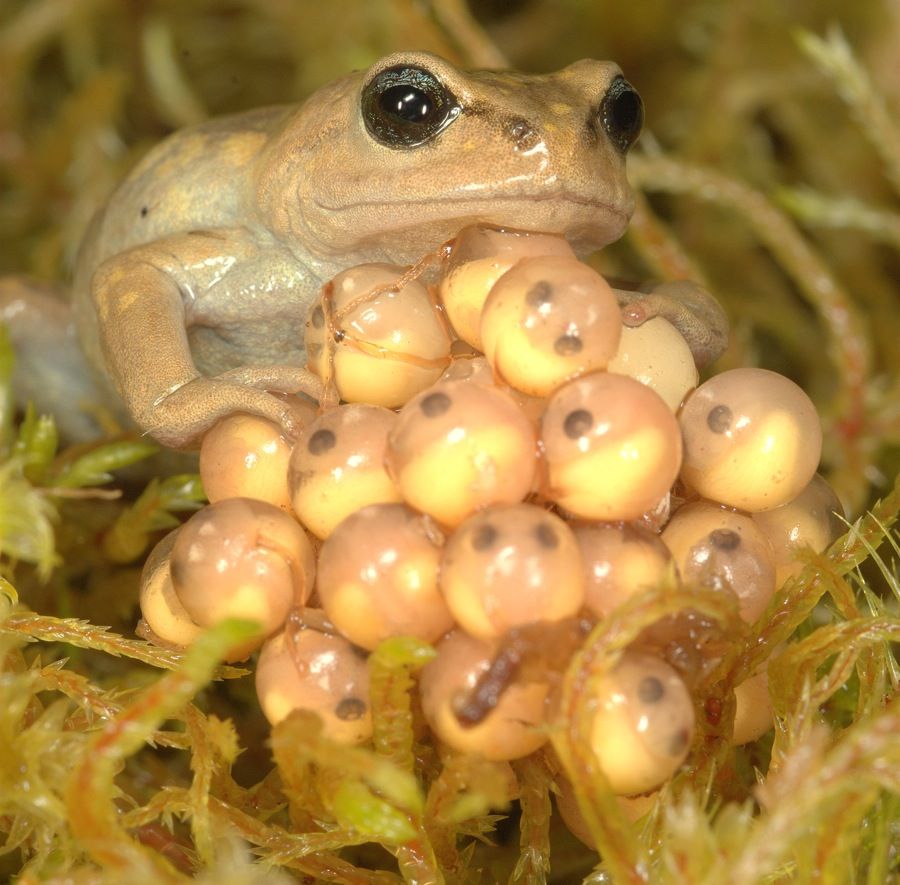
[170,498,315,637]
[316,503,452,651]
[583,650,695,796]
[751,473,845,586]
[480,256,622,397]
[541,372,682,521]
[438,225,575,350]
[606,316,698,411]
[386,380,537,527]
[255,626,372,745]
[288,403,401,539]
[419,629,549,761]
[574,522,674,618]
[679,367,822,512]
[139,529,261,662]
[661,501,777,623]
[440,504,585,640]
[200,406,313,512]
[305,263,452,408]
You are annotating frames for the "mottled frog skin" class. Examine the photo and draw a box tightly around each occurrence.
[1,51,727,448]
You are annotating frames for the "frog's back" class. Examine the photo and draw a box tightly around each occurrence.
[76,106,292,278]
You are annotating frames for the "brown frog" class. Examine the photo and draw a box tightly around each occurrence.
[1,51,727,448]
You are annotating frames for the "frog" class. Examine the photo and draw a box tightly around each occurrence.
[1,50,727,450]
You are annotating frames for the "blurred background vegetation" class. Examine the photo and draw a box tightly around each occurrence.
[0,1,898,882]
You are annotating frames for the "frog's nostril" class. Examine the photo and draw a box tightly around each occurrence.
[508,119,531,138]
[506,116,540,150]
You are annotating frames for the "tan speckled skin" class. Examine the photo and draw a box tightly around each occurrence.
[71,51,636,448]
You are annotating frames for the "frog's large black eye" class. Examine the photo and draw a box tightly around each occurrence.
[601,76,643,153]
[362,65,460,149]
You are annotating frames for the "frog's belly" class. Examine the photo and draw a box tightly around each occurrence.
[188,322,307,376]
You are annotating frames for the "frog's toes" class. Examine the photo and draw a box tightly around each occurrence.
[620,299,653,327]
[140,376,311,450]
[0,276,118,441]
[614,280,729,370]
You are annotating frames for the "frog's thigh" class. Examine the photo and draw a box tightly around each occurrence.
[0,277,115,441]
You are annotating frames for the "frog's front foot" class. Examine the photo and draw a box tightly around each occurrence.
[613,280,729,370]
[141,368,322,450]
[134,366,321,449]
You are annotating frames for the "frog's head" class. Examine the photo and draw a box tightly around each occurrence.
[258,51,643,263]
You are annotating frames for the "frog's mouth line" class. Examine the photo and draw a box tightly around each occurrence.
[315,191,626,218]
[303,191,631,255]
[313,194,630,246]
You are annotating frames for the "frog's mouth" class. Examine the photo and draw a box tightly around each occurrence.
[310,191,631,258]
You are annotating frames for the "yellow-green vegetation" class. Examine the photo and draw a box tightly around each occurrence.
[0,1,898,882]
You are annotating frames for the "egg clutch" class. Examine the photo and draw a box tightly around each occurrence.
[137,224,841,821]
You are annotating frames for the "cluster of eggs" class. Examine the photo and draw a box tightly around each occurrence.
[138,224,842,814]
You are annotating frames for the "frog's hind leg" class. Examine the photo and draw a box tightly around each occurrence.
[0,276,122,441]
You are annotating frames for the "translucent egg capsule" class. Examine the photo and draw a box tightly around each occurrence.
[288,403,401,539]
[574,522,674,618]
[480,256,622,397]
[419,629,549,761]
[751,473,844,586]
[679,367,822,512]
[606,316,698,411]
[305,263,452,408]
[661,501,776,623]
[584,650,695,795]
[438,225,575,350]
[200,402,315,511]
[386,380,537,527]
[170,498,315,638]
[440,504,585,641]
[541,372,682,521]
[139,529,262,662]
[139,530,203,649]
[316,503,452,651]
[255,626,372,745]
